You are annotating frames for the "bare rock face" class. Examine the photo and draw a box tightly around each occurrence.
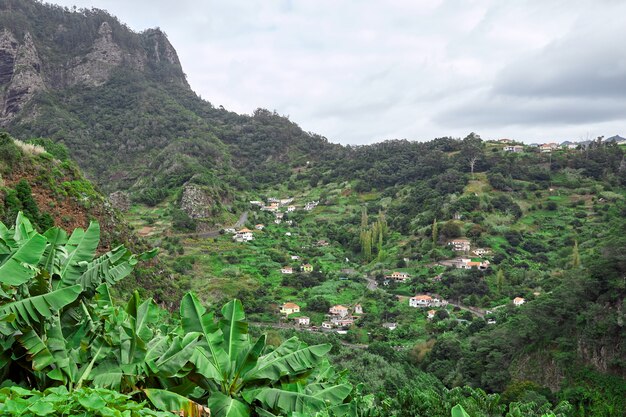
[67,22,125,87]
[0,31,45,124]
[180,184,214,219]
[109,190,131,211]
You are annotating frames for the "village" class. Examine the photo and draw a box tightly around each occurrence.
[216,194,528,335]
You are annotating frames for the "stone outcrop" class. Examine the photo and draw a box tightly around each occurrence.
[108,190,131,212]
[180,184,214,219]
[0,31,45,124]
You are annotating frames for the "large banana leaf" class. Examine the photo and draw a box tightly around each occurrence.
[0,284,82,326]
[41,227,68,277]
[207,391,250,417]
[58,222,100,287]
[220,299,249,363]
[451,404,471,417]
[244,338,331,382]
[77,246,134,292]
[180,293,230,381]
[242,384,352,415]
[14,212,37,245]
[0,233,47,286]
[144,388,212,416]
[16,328,55,370]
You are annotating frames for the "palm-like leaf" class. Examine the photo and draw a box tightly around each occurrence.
[207,391,250,417]
[0,233,47,286]
[57,222,100,288]
[244,337,331,382]
[0,285,82,327]
[243,384,352,415]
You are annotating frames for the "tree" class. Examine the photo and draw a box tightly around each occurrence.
[571,240,581,268]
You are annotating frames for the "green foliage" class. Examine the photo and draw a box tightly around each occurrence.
[0,385,176,417]
[27,137,70,160]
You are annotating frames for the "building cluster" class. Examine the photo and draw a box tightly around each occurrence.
[278,302,364,331]
[409,294,447,308]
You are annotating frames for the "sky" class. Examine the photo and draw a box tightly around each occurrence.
[49,0,626,145]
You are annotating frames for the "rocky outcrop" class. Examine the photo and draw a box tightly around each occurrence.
[180,184,214,219]
[108,190,131,212]
[510,351,566,392]
[0,30,18,86]
[0,31,45,124]
[67,21,144,87]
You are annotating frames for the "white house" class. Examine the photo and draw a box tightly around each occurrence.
[386,271,410,282]
[295,316,310,326]
[329,305,349,317]
[287,206,296,212]
[250,201,264,206]
[410,295,446,308]
[410,295,433,308]
[274,219,282,224]
[354,304,363,315]
[290,255,301,260]
[281,266,293,274]
[382,322,397,330]
[321,322,333,330]
[513,297,525,306]
[448,238,471,252]
[275,212,284,219]
[255,224,265,230]
[233,228,254,242]
[504,145,524,153]
[472,248,491,256]
[280,302,300,315]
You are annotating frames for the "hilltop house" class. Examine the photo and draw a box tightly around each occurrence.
[504,145,524,153]
[513,297,525,306]
[540,143,559,153]
[386,271,410,282]
[281,266,293,274]
[409,294,446,308]
[448,238,471,252]
[280,302,300,315]
[498,138,514,144]
[300,264,313,273]
[233,228,254,242]
[329,305,349,317]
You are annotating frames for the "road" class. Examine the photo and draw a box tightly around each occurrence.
[365,276,379,291]
[234,211,248,228]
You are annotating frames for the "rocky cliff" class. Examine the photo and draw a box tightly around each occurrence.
[0,0,187,126]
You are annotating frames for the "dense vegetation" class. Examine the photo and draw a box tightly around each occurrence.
[2,2,626,415]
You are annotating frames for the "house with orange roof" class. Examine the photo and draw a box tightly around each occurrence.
[281,266,293,274]
[329,305,349,317]
[427,310,437,319]
[410,294,446,308]
[513,297,525,306]
[233,228,254,242]
[280,302,300,315]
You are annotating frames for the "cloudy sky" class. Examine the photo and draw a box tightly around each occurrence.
[50,0,625,144]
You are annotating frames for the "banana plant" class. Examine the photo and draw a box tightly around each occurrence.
[0,213,155,388]
[144,293,354,417]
